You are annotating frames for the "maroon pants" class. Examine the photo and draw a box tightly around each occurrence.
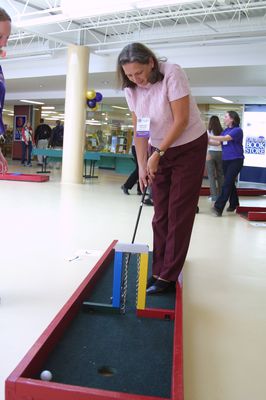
[151,133,207,282]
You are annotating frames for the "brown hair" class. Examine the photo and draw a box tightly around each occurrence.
[227,110,240,127]
[117,42,164,89]
[0,8,11,22]
[208,115,223,136]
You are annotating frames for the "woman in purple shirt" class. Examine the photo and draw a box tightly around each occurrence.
[209,111,244,217]
[117,43,207,294]
[0,8,11,174]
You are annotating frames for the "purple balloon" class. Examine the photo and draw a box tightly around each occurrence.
[87,99,96,108]
[95,92,103,102]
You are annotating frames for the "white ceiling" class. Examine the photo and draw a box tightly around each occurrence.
[2,0,266,119]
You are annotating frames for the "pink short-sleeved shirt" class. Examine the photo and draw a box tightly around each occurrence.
[124,62,206,148]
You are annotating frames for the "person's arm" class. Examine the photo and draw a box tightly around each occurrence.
[132,112,149,191]
[0,148,8,174]
[21,128,28,144]
[209,134,232,142]
[147,95,189,180]
[208,137,221,146]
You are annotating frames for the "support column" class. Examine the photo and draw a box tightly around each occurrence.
[61,45,89,184]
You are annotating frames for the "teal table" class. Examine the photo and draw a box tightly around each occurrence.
[83,152,101,178]
[97,152,134,174]
[32,149,134,176]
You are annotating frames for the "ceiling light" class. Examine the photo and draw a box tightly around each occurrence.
[212,97,233,104]
[20,100,45,105]
[14,14,66,28]
[86,120,101,125]
[13,0,202,28]
[86,119,100,123]
[136,0,201,7]
[42,106,55,110]
[61,0,202,19]
[61,0,132,18]
[112,106,128,110]
[1,54,52,63]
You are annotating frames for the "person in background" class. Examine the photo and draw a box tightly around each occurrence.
[117,42,207,294]
[0,8,11,174]
[49,120,64,149]
[21,121,34,166]
[209,111,244,217]
[48,120,64,169]
[34,118,52,165]
[121,137,141,195]
[206,115,224,204]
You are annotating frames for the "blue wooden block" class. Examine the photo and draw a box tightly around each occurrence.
[112,251,123,308]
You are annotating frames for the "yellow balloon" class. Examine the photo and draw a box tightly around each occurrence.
[91,105,98,111]
[86,90,96,100]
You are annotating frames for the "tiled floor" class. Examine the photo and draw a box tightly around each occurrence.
[0,161,265,400]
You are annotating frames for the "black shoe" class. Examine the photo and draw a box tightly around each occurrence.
[143,198,154,206]
[146,279,175,295]
[226,206,237,212]
[196,206,199,214]
[212,206,222,217]
[137,190,142,196]
[121,185,129,195]
[146,275,157,289]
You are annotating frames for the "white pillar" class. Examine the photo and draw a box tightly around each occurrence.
[61,45,89,184]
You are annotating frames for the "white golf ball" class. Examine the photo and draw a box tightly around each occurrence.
[40,370,53,381]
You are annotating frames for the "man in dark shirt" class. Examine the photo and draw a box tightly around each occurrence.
[34,118,52,165]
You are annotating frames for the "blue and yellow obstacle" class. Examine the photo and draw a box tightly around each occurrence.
[112,242,149,311]
[83,242,149,314]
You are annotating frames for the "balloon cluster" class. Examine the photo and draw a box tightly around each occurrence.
[86,90,103,111]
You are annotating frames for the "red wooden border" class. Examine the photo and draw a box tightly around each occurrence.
[7,379,170,400]
[136,308,175,320]
[0,172,49,182]
[200,187,266,196]
[171,282,183,400]
[5,242,183,400]
[237,206,266,213]
[248,212,266,221]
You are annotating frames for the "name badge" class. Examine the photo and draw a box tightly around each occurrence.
[136,117,150,138]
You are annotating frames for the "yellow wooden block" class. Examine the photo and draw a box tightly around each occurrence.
[137,252,148,310]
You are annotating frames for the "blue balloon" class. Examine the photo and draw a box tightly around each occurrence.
[95,92,103,102]
[87,99,96,108]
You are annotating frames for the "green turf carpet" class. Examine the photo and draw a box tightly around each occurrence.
[39,254,176,398]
